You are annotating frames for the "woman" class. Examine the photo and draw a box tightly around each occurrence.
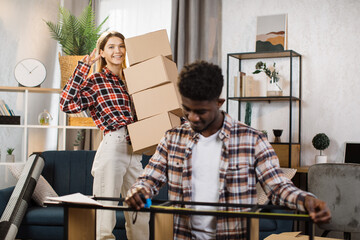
[60,31,149,240]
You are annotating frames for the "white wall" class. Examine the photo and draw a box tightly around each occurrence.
[0,0,88,161]
[222,0,360,166]
[0,0,60,161]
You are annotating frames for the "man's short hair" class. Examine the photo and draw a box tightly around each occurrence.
[178,60,223,101]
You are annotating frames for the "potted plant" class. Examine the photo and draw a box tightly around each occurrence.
[44,0,108,88]
[253,61,283,96]
[73,130,85,151]
[312,133,330,164]
[6,148,15,162]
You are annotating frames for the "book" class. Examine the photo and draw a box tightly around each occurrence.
[0,100,10,116]
[233,76,239,97]
[4,103,14,116]
[239,72,246,97]
[47,193,103,206]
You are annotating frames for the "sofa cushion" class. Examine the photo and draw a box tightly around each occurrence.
[21,206,64,226]
[40,151,96,196]
[7,164,58,207]
[257,168,297,204]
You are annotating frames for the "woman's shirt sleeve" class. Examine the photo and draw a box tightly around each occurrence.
[59,61,96,113]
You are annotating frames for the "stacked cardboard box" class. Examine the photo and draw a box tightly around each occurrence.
[124,30,182,154]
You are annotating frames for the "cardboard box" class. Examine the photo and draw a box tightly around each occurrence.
[125,29,172,66]
[271,143,300,168]
[128,112,181,154]
[265,232,341,239]
[132,82,182,120]
[124,55,178,95]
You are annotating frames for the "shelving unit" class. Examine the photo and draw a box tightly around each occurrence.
[0,86,98,163]
[226,50,302,168]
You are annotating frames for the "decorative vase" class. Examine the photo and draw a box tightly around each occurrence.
[6,154,15,163]
[267,76,283,97]
[273,129,283,143]
[38,109,52,125]
[315,155,327,164]
[58,53,88,89]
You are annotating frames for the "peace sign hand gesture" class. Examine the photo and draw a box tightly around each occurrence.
[82,48,101,66]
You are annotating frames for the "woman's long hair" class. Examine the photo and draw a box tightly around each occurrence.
[95,31,127,77]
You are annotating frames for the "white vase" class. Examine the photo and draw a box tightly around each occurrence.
[6,154,15,163]
[267,76,283,96]
[315,155,327,164]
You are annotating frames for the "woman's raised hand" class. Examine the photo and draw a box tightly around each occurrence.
[82,48,101,66]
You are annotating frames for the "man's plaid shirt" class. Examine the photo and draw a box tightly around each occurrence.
[60,62,134,134]
[131,112,311,239]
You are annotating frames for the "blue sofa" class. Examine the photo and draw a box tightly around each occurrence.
[0,150,292,240]
[0,151,157,240]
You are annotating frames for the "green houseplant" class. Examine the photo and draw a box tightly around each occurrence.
[73,130,85,151]
[253,61,283,96]
[6,148,15,162]
[44,0,108,88]
[44,1,108,55]
[312,133,330,164]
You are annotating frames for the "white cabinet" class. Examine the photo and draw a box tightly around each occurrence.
[0,86,98,163]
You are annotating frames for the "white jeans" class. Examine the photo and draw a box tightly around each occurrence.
[92,128,149,240]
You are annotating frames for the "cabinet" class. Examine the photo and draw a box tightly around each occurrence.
[0,86,98,163]
[226,50,302,168]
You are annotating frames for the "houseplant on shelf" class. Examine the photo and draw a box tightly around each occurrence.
[6,148,15,162]
[312,133,330,164]
[253,61,283,96]
[73,130,85,151]
[44,0,108,88]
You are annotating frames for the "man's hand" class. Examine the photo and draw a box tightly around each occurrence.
[304,195,331,223]
[125,186,150,210]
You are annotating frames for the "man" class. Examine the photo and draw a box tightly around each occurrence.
[126,61,331,239]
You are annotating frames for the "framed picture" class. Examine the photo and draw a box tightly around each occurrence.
[256,14,287,52]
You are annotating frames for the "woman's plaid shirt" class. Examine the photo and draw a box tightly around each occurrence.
[60,62,134,133]
[131,112,312,239]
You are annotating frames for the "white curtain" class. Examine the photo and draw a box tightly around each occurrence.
[95,0,172,40]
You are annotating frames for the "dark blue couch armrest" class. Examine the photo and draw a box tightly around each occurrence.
[0,186,14,216]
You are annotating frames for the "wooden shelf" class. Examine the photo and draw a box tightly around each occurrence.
[0,85,98,162]
[228,50,301,60]
[226,50,302,168]
[228,96,301,102]
[0,86,62,93]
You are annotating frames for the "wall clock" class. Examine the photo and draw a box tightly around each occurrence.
[14,58,47,87]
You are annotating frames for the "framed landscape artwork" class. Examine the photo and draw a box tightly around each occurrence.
[256,14,287,52]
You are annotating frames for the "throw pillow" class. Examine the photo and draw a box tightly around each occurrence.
[256,168,297,205]
[7,164,58,207]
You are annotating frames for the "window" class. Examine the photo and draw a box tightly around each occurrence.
[97,0,172,40]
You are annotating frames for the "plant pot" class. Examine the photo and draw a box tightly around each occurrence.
[58,53,86,89]
[273,129,283,143]
[73,145,81,151]
[6,154,15,163]
[315,155,327,164]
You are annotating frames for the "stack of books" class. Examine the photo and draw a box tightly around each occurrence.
[0,99,20,125]
[0,99,15,116]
